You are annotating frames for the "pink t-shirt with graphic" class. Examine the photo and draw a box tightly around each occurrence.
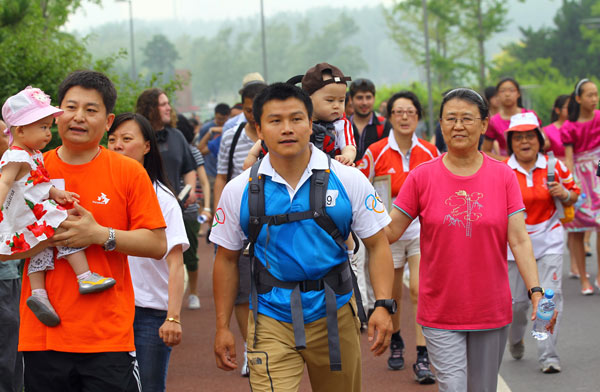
[560,110,600,154]
[485,109,541,156]
[543,123,566,159]
[393,154,525,330]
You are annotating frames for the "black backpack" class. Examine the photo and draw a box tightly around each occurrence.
[245,157,366,371]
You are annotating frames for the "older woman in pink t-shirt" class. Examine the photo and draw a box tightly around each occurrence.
[385,88,553,391]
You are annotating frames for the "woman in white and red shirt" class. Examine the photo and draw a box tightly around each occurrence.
[503,112,579,374]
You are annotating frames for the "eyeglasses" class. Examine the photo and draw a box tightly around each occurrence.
[391,109,417,117]
[441,116,481,125]
[512,133,537,142]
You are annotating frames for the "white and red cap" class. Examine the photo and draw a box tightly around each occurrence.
[2,86,63,133]
[505,112,540,133]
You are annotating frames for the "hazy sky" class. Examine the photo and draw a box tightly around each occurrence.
[66,0,394,32]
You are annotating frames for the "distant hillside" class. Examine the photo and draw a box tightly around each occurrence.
[79,1,561,104]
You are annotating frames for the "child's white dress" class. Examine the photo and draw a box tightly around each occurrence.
[0,147,68,263]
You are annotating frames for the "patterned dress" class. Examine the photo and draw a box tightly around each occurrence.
[0,147,67,256]
[561,110,600,230]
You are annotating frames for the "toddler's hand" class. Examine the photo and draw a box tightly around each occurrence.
[51,188,80,206]
[335,155,355,166]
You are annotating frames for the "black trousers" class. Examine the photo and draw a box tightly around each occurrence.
[24,351,140,392]
[0,278,22,392]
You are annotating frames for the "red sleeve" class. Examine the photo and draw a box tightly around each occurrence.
[342,115,356,147]
[357,148,374,180]
[557,160,580,194]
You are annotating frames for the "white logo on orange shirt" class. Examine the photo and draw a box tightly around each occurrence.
[92,193,110,205]
[387,167,396,174]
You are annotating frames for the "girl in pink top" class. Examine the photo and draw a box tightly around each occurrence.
[386,88,549,391]
[482,78,542,160]
[543,94,570,160]
[561,79,600,294]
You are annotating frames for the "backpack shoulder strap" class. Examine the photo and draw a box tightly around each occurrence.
[227,122,247,182]
[247,160,265,244]
[310,156,346,251]
[547,151,556,181]
[376,116,386,139]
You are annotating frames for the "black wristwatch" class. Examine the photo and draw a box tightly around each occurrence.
[374,299,397,315]
[528,286,544,299]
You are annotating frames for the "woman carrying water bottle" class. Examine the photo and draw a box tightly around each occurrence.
[503,112,579,374]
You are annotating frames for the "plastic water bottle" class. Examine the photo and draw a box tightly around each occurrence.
[574,193,586,210]
[531,289,555,341]
[197,214,207,224]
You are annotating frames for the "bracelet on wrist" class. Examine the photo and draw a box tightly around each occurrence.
[203,208,212,212]
[166,317,181,325]
[562,192,570,202]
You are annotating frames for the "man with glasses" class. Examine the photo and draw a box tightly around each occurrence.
[349,78,391,162]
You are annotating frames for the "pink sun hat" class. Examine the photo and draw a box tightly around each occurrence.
[2,86,63,132]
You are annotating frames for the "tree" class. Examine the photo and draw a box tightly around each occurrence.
[142,34,180,80]
[0,0,97,104]
[385,0,519,90]
[385,0,469,89]
[499,0,600,81]
[455,0,514,91]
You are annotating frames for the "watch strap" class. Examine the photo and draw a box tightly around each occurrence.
[103,227,116,251]
[528,286,544,299]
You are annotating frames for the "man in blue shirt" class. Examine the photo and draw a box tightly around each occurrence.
[210,83,395,391]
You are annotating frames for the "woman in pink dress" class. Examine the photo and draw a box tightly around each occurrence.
[544,95,569,161]
[561,79,600,295]
[482,77,543,160]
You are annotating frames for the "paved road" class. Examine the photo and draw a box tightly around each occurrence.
[500,250,600,391]
[167,237,600,391]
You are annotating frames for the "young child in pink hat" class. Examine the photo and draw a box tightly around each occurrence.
[0,86,116,327]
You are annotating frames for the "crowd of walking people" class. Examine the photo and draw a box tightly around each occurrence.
[0,63,598,392]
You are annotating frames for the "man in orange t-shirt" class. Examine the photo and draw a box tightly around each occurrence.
[7,71,167,392]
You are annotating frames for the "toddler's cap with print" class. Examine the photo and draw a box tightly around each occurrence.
[2,86,63,131]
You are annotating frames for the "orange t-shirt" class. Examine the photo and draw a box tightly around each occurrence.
[19,147,166,353]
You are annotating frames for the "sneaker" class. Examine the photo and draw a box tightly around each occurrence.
[413,354,436,384]
[26,295,60,327]
[509,339,524,360]
[387,340,405,370]
[78,273,116,294]
[188,294,201,310]
[241,348,249,377]
[542,362,561,373]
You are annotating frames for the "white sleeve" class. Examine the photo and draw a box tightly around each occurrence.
[158,186,189,256]
[208,170,250,250]
[331,161,391,239]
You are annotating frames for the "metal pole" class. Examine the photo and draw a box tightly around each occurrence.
[421,0,435,136]
[260,0,268,82]
[128,0,136,80]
